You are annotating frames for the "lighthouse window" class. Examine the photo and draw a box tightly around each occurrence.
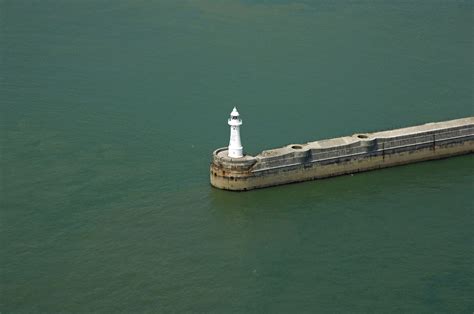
[232,116,237,120]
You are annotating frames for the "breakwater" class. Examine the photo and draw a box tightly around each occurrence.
[210,117,474,191]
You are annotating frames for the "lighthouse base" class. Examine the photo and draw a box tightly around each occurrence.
[227,146,243,158]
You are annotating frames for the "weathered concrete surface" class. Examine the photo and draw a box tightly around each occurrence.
[210,117,474,191]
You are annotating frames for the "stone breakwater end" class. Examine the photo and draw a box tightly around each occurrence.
[210,117,474,191]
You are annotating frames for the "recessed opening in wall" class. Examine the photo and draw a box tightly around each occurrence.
[357,134,369,139]
[291,145,303,149]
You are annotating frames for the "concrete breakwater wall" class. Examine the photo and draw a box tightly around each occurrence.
[210,117,474,191]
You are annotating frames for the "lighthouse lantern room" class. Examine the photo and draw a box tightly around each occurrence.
[228,107,243,158]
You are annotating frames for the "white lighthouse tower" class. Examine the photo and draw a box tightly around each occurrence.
[228,107,243,158]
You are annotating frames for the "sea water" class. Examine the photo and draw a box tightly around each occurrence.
[1,0,473,312]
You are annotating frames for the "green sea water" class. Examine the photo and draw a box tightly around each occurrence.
[1,0,473,312]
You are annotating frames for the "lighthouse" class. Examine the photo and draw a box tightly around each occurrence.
[228,107,243,158]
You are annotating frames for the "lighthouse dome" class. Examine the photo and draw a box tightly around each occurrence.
[230,107,240,117]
